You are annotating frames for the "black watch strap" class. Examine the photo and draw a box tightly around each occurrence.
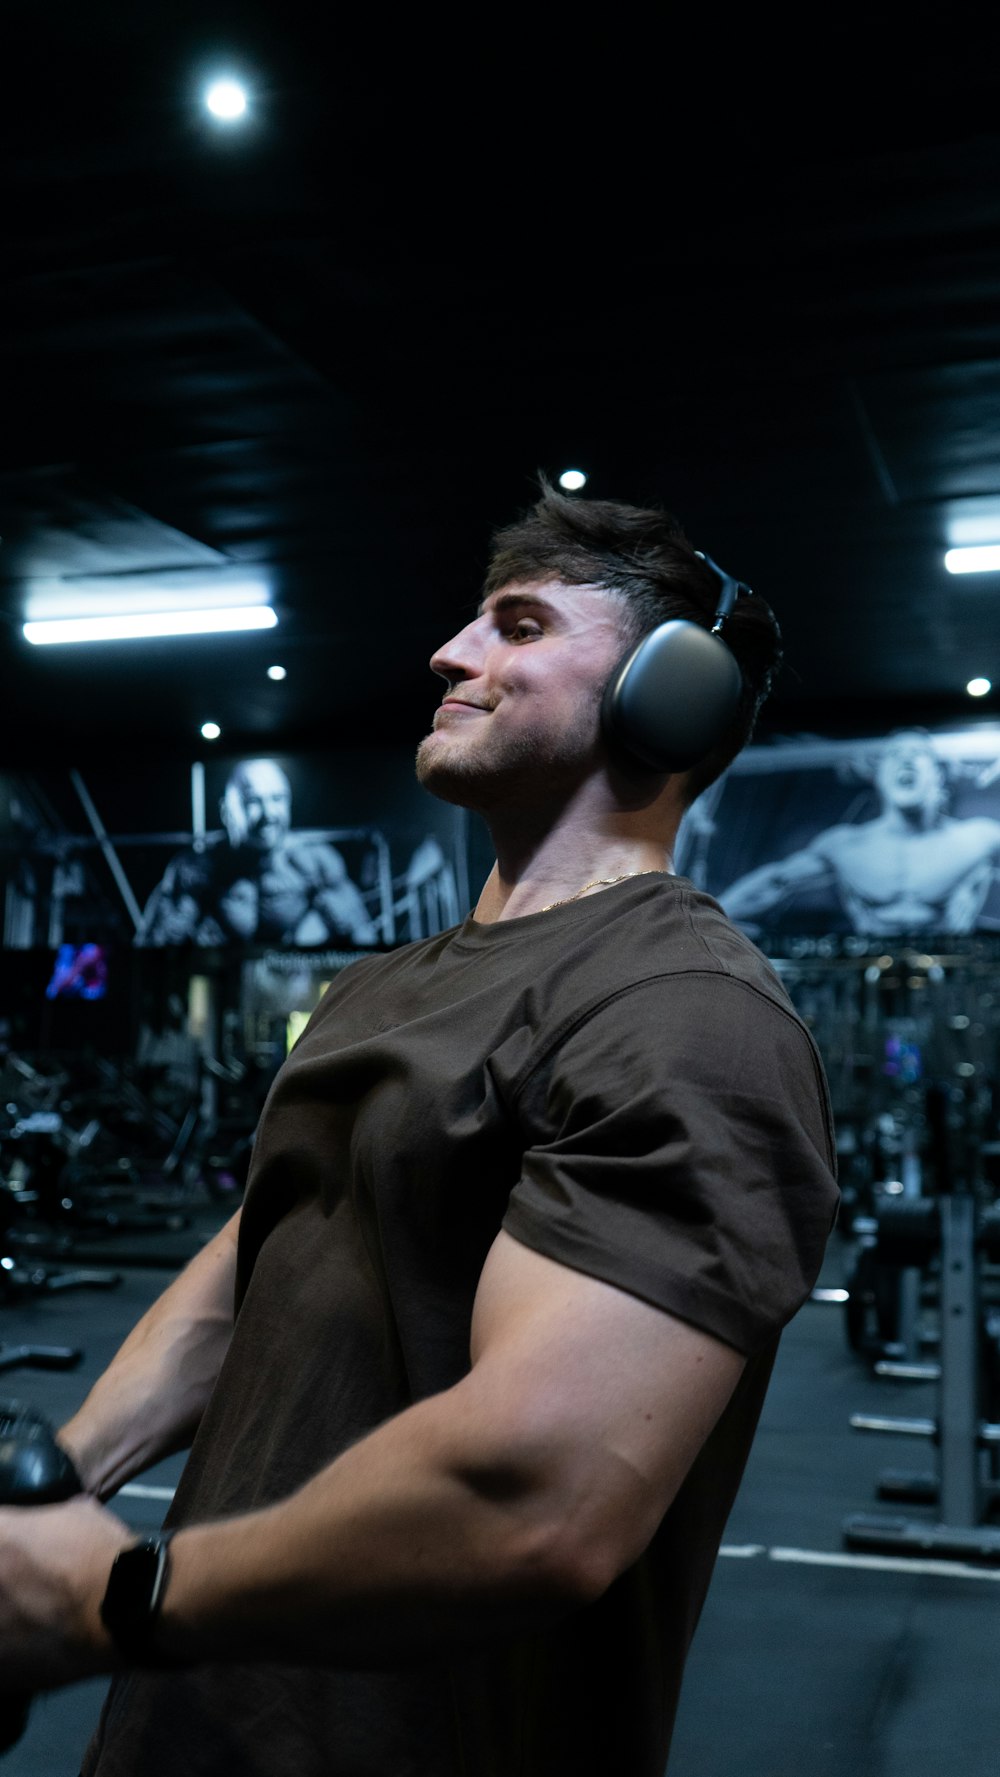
[100,1532,187,1669]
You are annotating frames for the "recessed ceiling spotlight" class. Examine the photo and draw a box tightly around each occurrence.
[967,677,992,698]
[267,664,287,681]
[944,545,1000,574]
[205,78,249,121]
[558,469,588,492]
[201,721,222,740]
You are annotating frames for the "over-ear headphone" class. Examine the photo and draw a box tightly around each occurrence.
[601,552,752,773]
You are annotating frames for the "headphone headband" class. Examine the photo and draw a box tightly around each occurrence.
[693,550,753,635]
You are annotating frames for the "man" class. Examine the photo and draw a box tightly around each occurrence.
[139,757,377,946]
[721,728,1000,934]
[0,484,838,1776]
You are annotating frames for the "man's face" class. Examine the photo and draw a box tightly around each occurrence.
[415,579,628,809]
[875,733,944,813]
[236,762,292,846]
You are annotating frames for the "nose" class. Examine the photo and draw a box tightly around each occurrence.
[429,613,488,685]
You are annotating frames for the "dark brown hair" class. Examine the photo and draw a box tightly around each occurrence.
[484,477,783,802]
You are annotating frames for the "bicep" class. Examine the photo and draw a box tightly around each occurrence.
[467,1230,745,1573]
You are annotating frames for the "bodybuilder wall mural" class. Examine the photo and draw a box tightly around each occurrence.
[0,751,469,952]
[4,727,1000,957]
[675,725,1000,939]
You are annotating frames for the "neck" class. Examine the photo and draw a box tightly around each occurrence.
[472,776,682,923]
[882,802,945,835]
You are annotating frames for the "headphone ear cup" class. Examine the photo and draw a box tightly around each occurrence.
[602,620,743,773]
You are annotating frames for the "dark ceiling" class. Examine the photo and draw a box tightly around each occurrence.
[5,4,1000,764]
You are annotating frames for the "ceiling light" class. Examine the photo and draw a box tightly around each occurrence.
[558,469,588,492]
[944,545,1000,574]
[205,79,248,121]
[267,664,287,681]
[201,722,222,741]
[23,606,278,645]
[967,677,992,698]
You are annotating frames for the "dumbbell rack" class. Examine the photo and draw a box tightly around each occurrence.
[845,1192,1000,1559]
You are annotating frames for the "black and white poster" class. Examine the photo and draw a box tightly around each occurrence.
[0,750,471,953]
[675,726,1000,939]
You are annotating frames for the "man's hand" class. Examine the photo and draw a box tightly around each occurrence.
[0,1497,132,1690]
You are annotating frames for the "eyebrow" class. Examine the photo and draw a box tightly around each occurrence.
[477,590,557,619]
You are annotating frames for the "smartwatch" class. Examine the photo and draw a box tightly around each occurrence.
[100,1533,187,1668]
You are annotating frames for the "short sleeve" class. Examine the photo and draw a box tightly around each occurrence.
[502,973,839,1355]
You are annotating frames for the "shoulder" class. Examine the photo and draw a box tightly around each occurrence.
[489,875,808,1046]
[808,822,865,858]
[619,876,797,1011]
[536,967,830,1134]
[161,840,224,888]
[505,898,840,1349]
[950,816,1000,846]
[514,882,832,1141]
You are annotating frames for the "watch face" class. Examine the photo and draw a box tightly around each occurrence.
[101,1538,170,1641]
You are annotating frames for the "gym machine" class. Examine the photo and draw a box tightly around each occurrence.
[843,1080,1000,1559]
[772,941,1000,1367]
[0,1046,252,1263]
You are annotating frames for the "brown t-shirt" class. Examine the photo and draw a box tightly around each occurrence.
[85,874,838,1777]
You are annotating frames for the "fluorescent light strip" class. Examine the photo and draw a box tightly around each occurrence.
[23,605,278,645]
[944,545,1000,574]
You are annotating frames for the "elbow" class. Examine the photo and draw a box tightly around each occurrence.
[528,1458,673,1607]
[528,1456,666,1608]
[509,1506,637,1613]
[557,1537,623,1609]
[445,1392,660,1613]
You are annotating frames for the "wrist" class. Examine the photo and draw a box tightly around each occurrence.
[57,1418,135,1504]
[54,1419,101,1497]
[100,1532,191,1670]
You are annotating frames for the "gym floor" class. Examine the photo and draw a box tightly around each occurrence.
[2,1220,999,1777]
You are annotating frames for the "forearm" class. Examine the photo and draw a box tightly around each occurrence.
[8,1243,746,1692]
[59,1213,240,1501]
[155,1380,625,1669]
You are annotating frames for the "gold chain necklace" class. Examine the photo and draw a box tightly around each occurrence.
[539,870,661,914]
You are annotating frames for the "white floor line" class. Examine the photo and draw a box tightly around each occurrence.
[119,1483,176,1500]
[719,1542,1000,1583]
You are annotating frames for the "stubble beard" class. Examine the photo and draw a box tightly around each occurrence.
[414,706,599,812]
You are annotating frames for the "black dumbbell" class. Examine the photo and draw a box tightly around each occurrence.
[0,1401,83,1756]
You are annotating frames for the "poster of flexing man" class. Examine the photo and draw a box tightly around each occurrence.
[675,726,1000,939]
[0,752,469,953]
[138,758,381,947]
